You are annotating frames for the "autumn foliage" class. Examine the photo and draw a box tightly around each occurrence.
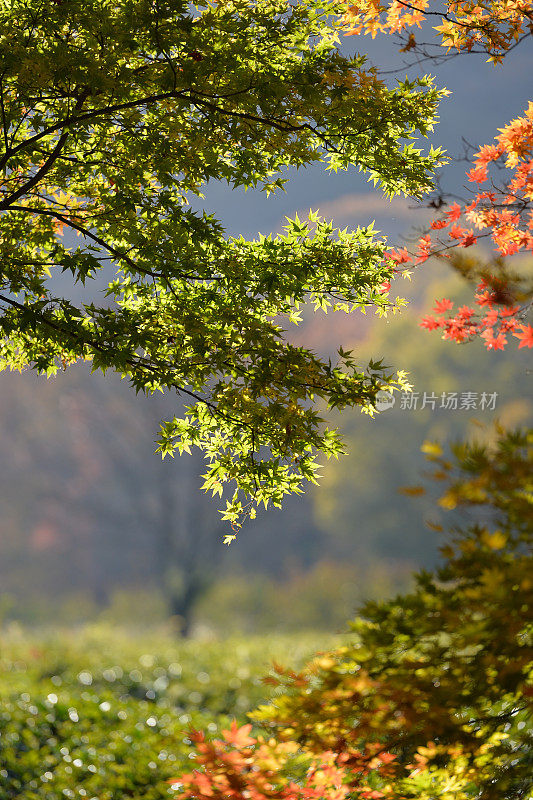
[343,0,533,62]
[412,102,533,349]
[353,1,533,350]
[172,427,533,800]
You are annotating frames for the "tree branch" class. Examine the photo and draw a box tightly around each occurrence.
[0,86,338,178]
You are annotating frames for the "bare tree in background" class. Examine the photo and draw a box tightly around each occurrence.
[70,382,227,636]
[0,368,227,634]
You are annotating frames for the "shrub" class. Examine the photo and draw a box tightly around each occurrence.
[173,428,533,800]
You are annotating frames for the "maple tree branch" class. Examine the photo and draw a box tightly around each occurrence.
[0,289,225,415]
[0,91,174,171]
[0,83,346,182]
[0,89,90,207]
[186,94,342,153]
[393,0,516,32]
[5,203,249,289]
[0,73,10,161]
[4,204,221,285]
[6,204,149,273]
[0,131,71,210]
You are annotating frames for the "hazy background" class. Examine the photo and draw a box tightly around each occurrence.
[1,27,531,635]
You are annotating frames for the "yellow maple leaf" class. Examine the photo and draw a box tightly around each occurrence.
[481,529,507,549]
[421,441,443,457]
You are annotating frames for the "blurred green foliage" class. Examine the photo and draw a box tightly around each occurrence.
[194,561,414,634]
[0,561,413,634]
[0,628,331,799]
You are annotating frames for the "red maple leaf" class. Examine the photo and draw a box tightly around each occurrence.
[459,231,477,247]
[467,164,488,183]
[475,290,494,308]
[500,305,520,317]
[385,247,411,265]
[433,298,454,314]
[513,324,533,348]
[442,319,469,342]
[475,143,503,165]
[501,318,519,333]
[193,771,216,796]
[445,202,462,222]
[448,224,466,240]
[420,315,442,330]
[377,752,397,764]
[481,329,507,350]
[477,190,497,203]
[430,218,448,230]
[481,309,499,327]
[415,235,433,264]
[457,305,475,320]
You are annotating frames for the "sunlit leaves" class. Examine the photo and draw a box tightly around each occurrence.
[0,0,445,525]
[383,104,533,349]
[343,0,533,61]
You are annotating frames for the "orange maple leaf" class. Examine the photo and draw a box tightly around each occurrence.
[480,329,507,350]
[513,324,533,348]
[222,721,256,748]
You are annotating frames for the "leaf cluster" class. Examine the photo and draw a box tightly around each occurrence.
[0,0,445,524]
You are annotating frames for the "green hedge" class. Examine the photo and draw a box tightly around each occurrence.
[0,627,331,800]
